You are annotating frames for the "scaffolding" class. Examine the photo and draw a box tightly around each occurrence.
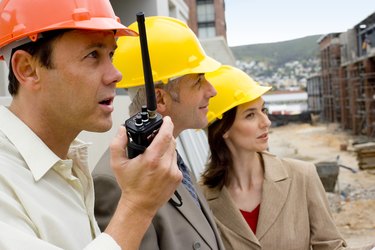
[319,33,341,123]
[341,56,375,137]
[319,45,375,137]
[317,12,375,139]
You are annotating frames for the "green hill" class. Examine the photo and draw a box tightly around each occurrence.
[230,35,322,67]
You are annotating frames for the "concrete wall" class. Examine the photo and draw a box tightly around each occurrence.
[110,0,188,25]
[0,61,9,97]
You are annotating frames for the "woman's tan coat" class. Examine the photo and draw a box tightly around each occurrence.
[201,151,347,250]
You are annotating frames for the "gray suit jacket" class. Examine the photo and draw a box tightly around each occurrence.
[200,151,347,250]
[140,175,225,250]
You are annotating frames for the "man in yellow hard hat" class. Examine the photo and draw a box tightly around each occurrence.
[111,16,225,250]
[0,1,182,249]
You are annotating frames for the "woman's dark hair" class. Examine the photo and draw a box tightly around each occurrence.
[201,107,237,189]
[8,29,71,95]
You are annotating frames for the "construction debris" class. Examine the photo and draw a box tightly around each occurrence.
[353,142,375,170]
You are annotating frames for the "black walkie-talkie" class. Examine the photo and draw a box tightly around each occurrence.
[125,12,163,159]
[124,13,182,207]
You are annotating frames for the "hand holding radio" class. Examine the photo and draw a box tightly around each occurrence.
[122,12,183,207]
[125,12,163,159]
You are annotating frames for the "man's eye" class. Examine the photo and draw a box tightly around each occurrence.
[109,50,115,58]
[194,76,203,88]
[262,107,269,114]
[87,51,98,58]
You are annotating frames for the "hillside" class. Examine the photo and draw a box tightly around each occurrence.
[230,35,323,90]
[230,34,322,67]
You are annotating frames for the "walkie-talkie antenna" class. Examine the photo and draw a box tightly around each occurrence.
[136,12,157,119]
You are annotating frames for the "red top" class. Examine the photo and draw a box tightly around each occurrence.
[240,204,260,234]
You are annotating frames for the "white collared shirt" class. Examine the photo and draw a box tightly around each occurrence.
[0,106,120,250]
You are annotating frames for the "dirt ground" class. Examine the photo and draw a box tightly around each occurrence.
[268,122,375,249]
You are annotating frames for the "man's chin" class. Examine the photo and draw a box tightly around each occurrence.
[88,121,113,133]
[196,119,208,130]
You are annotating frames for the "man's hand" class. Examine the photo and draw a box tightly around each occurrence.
[105,116,182,249]
[110,115,182,215]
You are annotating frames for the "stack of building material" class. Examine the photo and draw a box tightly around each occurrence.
[353,142,375,170]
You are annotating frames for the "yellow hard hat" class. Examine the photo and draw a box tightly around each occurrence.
[113,16,221,88]
[206,65,272,125]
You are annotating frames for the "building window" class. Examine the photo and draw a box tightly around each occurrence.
[197,0,214,3]
[198,22,216,38]
[197,2,215,22]
[197,0,215,38]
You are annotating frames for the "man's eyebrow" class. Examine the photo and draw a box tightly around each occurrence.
[84,42,117,51]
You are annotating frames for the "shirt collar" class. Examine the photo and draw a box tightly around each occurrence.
[0,106,89,181]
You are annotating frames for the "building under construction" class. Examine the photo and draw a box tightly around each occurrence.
[308,12,375,138]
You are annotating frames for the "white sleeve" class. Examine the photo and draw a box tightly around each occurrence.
[84,233,121,250]
[0,221,61,250]
[0,222,121,250]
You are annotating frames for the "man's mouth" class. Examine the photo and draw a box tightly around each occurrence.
[199,104,209,109]
[99,97,113,106]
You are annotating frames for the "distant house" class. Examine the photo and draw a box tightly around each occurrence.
[263,90,308,115]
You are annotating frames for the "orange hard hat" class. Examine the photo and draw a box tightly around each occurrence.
[0,0,137,60]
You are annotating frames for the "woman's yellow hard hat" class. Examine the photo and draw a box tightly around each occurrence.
[206,65,272,125]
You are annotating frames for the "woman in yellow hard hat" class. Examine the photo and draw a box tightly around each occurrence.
[200,65,347,250]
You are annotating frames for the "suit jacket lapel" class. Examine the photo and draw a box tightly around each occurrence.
[195,184,225,249]
[256,152,291,240]
[171,184,218,249]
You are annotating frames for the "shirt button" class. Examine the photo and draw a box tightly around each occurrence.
[193,241,201,250]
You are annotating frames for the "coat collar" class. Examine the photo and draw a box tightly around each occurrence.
[202,151,291,246]
[206,185,261,246]
[256,152,291,240]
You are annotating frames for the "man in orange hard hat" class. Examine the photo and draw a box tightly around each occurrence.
[0,0,182,249]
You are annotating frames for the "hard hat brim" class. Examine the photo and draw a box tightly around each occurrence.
[116,55,221,89]
[188,55,221,75]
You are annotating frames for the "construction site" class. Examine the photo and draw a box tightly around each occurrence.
[307,12,375,140]
[304,12,375,248]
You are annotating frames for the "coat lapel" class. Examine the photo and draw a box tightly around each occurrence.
[195,185,226,249]
[171,183,218,249]
[205,186,261,247]
[256,152,291,240]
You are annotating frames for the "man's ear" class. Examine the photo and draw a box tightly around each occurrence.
[11,50,41,90]
[155,88,168,113]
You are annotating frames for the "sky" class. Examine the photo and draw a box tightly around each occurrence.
[225,0,375,47]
